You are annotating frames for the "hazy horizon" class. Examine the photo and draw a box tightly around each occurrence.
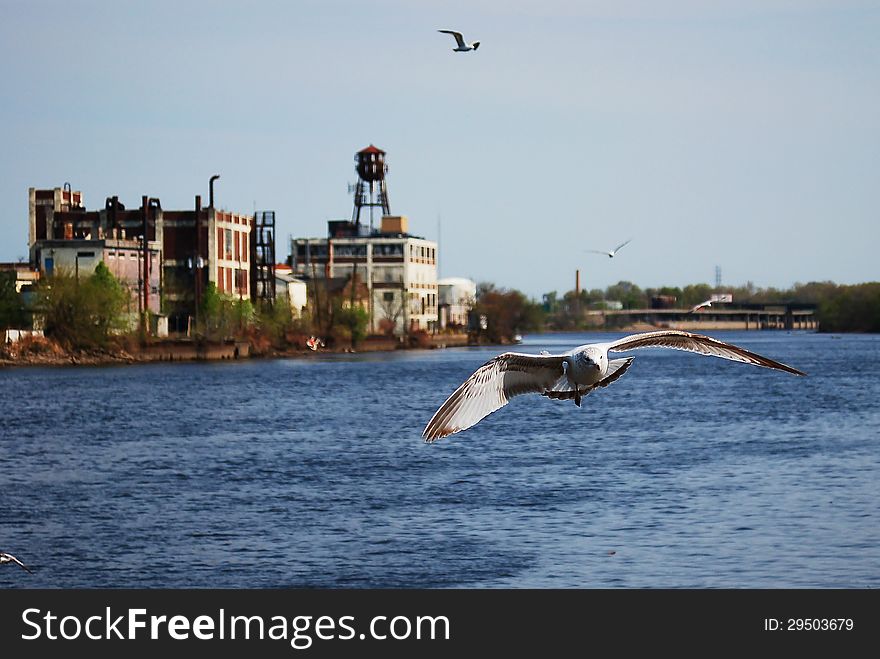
[1,0,877,299]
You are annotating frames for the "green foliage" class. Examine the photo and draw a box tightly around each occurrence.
[540,279,880,333]
[0,272,27,330]
[35,262,129,349]
[333,303,369,346]
[604,281,647,309]
[816,283,880,333]
[472,283,545,343]
[198,281,255,339]
[253,299,314,348]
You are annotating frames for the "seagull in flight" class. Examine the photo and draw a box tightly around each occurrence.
[1,552,33,574]
[423,330,805,442]
[438,29,481,52]
[586,238,632,258]
[689,299,714,313]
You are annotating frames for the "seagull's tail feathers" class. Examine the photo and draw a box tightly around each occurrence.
[542,374,592,405]
[541,357,634,404]
[543,387,593,403]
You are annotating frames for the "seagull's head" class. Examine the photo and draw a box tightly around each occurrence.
[580,348,604,371]
[472,41,480,50]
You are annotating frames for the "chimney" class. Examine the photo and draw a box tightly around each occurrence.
[576,269,581,295]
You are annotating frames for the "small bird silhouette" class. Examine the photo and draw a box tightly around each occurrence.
[438,29,481,52]
[689,299,714,313]
[586,238,632,258]
[1,552,33,574]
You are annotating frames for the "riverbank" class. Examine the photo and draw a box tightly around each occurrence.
[0,332,473,368]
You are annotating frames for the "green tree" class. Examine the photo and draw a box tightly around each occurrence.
[604,281,647,309]
[0,272,27,330]
[472,283,545,343]
[333,303,369,347]
[90,261,129,338]
[36,263,128,349]
[199,281,255,339]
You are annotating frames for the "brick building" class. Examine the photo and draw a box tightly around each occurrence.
[28,186,256,335]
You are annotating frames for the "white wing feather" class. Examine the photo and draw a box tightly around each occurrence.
[605,330,806,375]
[423,353,565,442]
[611,238,632,254]
[438,29,466,48]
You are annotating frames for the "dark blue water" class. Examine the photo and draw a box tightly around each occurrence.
[1,332,878,588]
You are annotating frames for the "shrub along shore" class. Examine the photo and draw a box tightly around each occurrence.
[2,266,878,368]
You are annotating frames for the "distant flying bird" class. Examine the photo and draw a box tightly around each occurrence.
[1,552,33,574]
[422,330,805,442]
[586,238,632,258]
[689,299,714,313]
[438,29,481,52]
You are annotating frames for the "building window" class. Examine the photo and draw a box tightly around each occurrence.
[224,229,233,260]
[374,243,403,256]
[333,244,367,258]
[383,291,394,302]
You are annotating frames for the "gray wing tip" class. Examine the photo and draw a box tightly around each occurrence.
[423,425,459,443]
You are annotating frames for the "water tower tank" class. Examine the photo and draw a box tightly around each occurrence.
[355,145,388,182]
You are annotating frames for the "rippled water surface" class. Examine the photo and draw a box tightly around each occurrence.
[1,331,878,588]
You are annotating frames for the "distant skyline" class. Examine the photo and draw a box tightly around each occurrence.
[1,0,877,299]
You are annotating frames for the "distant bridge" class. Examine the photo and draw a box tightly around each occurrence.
[596,304,817,331]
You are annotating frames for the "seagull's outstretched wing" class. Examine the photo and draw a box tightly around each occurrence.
[423,353,566,442]
[586,249,612,256]
[689,299,712,313]
[611,238,632,255]
[606,330,806,375]
[438,29,466,48]
[0,552,33,574]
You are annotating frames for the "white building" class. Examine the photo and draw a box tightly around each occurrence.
[438,277,476,329]
[274,265,309,316]
[291,215,438,334]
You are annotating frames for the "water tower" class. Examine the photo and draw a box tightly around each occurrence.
[351,144,391,231]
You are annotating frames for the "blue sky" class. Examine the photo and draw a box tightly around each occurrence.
[1,0,877,298]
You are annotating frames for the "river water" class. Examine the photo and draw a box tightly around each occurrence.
[1,331,877,588]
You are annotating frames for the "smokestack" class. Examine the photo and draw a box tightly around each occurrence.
[576,269,581,295]
[209,174,220,209]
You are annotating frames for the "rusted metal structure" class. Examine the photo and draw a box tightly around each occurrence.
[351,144,390,232]
[250,210,276,305]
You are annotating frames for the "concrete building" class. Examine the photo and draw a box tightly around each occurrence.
[291,215,438,334]
[28,186,258,335]
[438,277,476,329]
[0,262,40,294]
[274,264,308,316]
[29,188,162,318]
[160,201,254,332]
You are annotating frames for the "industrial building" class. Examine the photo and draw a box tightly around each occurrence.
[438,277,476,329]
[27,181,275,335]
[274,264,308,316]
[290,145,438,334]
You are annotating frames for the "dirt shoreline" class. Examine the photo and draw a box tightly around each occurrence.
[0,333,475,368]
[4,324,789,368]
